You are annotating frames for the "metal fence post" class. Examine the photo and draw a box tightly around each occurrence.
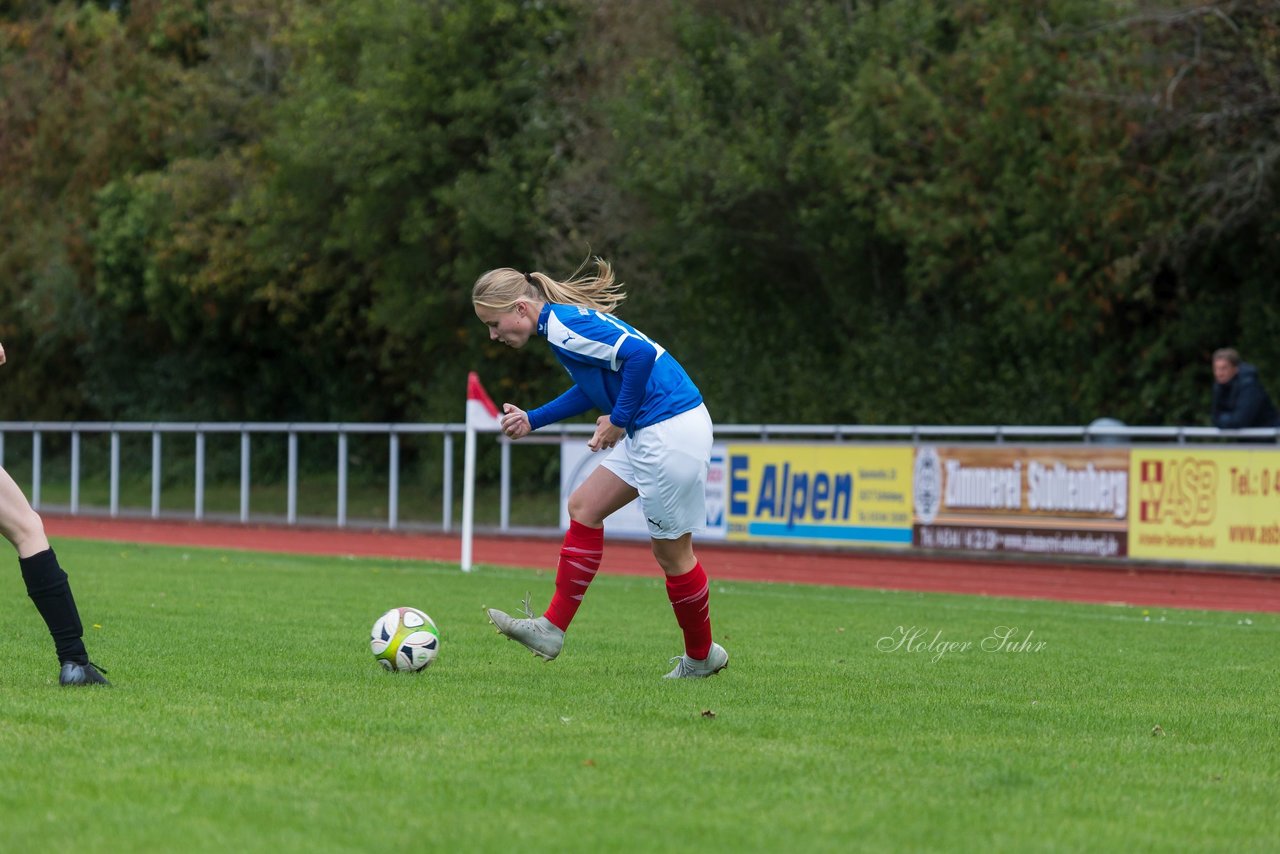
[287,430,298,525]
[195,431,206,521]
[388,432,400,530]
[110,431,120,517]
[70,430,80,515]
[31,431,42,510]
[443,432,453,533]
[500,437,511,531]
[240,429,251,523]
[151,430,162,518]
[337,431,348,528]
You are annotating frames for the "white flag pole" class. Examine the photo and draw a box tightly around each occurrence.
[461,372,501,573]
[461,421,477,573]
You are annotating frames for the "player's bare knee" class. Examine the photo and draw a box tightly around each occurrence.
[653,553,682,576]
[566,494,606,528]
[651,539,694,576]
[3,506,47,554]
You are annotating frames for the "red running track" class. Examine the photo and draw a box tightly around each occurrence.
[45,515,1280,614]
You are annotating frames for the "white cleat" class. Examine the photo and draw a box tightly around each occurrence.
[485,607,565,661]
[663,642,729,679]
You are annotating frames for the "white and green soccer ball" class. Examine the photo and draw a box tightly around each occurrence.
[370,607,440,672]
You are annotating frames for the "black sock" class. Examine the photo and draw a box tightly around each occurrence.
[19,548,89,665]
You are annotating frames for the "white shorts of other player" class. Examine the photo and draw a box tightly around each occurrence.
[601,403,712,540]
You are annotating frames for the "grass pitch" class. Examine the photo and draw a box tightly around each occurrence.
[1,540,1276,853]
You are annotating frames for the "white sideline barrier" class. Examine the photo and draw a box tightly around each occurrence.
[3,403,1278,571]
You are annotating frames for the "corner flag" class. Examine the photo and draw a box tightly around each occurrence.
[462,372,501,571]
[466,371,501,431]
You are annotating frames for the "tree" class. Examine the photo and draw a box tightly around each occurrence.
[0,1,200,417]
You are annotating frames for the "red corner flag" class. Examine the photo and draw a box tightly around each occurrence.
[466,372,501,431]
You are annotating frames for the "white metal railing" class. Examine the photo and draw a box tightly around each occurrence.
[0,420,1275,534]
[0,422,463,530]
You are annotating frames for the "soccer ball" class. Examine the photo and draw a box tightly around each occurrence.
[370,607,440,672]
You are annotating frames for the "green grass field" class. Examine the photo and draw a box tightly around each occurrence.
[2,540,1276,853]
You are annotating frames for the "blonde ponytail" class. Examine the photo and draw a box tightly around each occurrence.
[472,257,626,314]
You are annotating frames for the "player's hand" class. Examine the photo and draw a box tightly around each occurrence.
[0,342,6,366]
[588,415,624,452]
[499,403,531,440]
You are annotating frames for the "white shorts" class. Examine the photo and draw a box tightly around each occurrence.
[602,403,712,540]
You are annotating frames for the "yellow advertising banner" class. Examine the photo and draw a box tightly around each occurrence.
[1129,448,1280,567]
[725,444,914,547]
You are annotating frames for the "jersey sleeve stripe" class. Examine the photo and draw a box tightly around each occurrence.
[548,312,620,364]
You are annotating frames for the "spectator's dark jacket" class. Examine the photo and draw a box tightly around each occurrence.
[1211,363,1280,428]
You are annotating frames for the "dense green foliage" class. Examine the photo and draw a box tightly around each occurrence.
[2,0,1278,425]
[2,540,1277,850]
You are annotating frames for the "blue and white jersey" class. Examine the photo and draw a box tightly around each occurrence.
[527,302,703,434]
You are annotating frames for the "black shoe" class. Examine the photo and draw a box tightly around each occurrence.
[59,661,111,686]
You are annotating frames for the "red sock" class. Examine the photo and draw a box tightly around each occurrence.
[665,562,713,660]
[543,520,604,631]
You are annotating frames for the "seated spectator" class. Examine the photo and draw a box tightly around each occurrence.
[1210,347,1280,430]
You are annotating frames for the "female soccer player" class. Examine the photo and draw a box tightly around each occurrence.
[0,342,109,686]
[473,261,728,678]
